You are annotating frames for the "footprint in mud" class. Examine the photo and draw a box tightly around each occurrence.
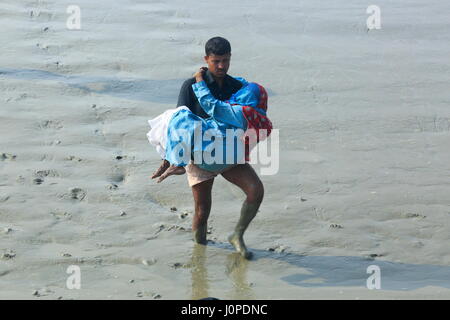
[391,211,427,220]
[29,8,55,22]
[2,227,13,234]
[36,120,63,130]
[92,106,112,125]
[366,253,385,260]
[402,212,426,219]
[50,210,72,220]
[65,188,86,201]
[267,244,289,253]
[1,250,16,260]
[1,153,17,161]
[110,172,125,184]
[114,155,133,161]
[107,183,119,190]
[33,178,44,185]
[65,155,83,162]
[16,176,26,184]
[108,166,129,186]
[170,262,190,269]
[43,139,62,146]
[39,154,55,161]
[142,258,158,266]
[33,169,60,185]
[32,287,54,298]
[136,291,162,299]
[35,169,60,178]
[151,223,191,237]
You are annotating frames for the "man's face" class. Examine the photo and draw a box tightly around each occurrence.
[204,53,231,78]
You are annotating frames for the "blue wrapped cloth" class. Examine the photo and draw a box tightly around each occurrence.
[162,77,266,172]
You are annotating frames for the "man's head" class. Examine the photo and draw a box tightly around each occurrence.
[204,37,231,79]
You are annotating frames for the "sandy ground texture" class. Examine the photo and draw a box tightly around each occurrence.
[1,0,449,299]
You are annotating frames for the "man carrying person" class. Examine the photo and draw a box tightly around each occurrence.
[151,37,264,259]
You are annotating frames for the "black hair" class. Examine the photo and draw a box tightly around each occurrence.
[205,37,231,56]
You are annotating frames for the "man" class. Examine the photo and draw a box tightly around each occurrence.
[152,37,264,259]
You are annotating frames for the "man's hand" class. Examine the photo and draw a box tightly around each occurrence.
[193,67,207,83]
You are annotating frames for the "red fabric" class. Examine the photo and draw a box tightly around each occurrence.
[241,84,273,161]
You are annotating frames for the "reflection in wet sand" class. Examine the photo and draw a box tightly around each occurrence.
[189,244,255,300]
[225,252,255,300]
[190,244,209,300]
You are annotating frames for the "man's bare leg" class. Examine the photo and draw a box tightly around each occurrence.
[221,164,264,259]
[191,178,214,245]
[156,164,186,183]
[151,159,170,179]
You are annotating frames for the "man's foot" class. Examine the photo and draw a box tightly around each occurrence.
[151,160,170,179]
[228,232,253,260]
[193,224,208,245]
[157,165,186,183]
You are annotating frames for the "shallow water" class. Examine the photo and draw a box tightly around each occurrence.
[0,68,182,104]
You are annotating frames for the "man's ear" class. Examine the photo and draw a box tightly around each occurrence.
[203,55,209,64]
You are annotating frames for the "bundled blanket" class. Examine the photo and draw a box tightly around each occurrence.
[147,77,273,172]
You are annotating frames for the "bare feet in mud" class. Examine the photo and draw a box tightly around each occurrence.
[193,224,208,245]
[156,164,186,183]
[228,232,253,260]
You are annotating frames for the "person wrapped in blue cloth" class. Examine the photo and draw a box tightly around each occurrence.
[147,67,272,183]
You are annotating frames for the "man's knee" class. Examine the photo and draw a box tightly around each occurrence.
[246,180,264,204]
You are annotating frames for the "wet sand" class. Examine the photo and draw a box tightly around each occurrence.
[1,0,449,299]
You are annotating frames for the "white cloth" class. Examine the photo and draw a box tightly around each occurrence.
[147,106,189,159]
